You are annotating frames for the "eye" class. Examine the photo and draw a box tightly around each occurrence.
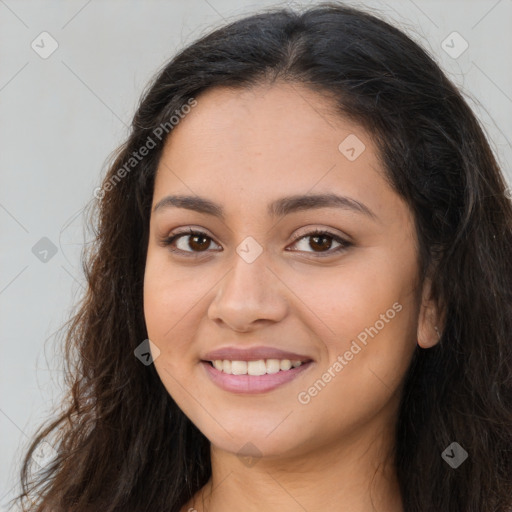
[288,229,351,257]
[160,228,352,258]
[161,228,221,256]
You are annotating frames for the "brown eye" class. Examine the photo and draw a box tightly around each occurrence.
[309,233,334,252]
[162,229,221,255]
[288,229,351,257]
[186,233,211,251]
[161,228,351,258]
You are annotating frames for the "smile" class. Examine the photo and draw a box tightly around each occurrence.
[210,358,304,375]
[201,359,314,394]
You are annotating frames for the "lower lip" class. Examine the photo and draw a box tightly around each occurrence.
[201,361,313,394]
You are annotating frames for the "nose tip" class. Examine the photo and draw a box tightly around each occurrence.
[207,255,288,331]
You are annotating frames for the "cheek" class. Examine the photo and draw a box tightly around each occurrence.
[143,251,204,344]
[296,254,415,339]
[292,267,417,435]
[143,257,201,407]
[295,252,418,386]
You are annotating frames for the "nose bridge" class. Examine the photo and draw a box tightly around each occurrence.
[207,238,287,329]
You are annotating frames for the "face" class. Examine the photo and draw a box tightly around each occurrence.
[143,82,426,460]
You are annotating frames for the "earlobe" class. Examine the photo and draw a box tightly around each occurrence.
[417,279,444,349]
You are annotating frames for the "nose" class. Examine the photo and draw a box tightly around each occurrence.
[207,248,288,332]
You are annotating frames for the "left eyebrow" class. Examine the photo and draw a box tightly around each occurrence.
[152,193,377,221]
[268,193,377,220]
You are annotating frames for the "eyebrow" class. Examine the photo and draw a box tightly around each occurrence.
[152,193,377,220]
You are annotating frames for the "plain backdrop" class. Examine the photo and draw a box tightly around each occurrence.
[1,0,511,507]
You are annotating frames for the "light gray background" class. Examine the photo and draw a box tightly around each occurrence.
[1,0,511,507]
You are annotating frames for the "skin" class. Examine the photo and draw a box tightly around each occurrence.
[143,82,441,512]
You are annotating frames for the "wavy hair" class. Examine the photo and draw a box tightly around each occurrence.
[12,3,512,511]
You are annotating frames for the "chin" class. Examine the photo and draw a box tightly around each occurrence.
[199,418,307,459]
[212,434,297,460]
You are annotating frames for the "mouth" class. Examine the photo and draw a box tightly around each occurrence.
[200,357,314,394]
[204,358,310,375]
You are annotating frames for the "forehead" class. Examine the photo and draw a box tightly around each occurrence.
[152,82,406,227]
[159,82,362,163]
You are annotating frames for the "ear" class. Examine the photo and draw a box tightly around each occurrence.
[417,277,444,349]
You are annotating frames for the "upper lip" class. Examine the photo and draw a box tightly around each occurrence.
[202,346,313,362]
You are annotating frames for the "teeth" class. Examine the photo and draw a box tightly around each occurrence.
[248,360,267,376]
[211,358,306,375]
[267,359,281,374]
[280,359,292,371]
[231,360,247,375]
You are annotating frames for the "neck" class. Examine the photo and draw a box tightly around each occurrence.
[185,407,404,512]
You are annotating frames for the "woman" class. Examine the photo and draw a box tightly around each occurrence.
[13,2,512,511]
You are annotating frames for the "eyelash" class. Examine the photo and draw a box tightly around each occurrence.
[161,228,352,258]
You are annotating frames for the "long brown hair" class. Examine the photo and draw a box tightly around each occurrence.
[12,3,512,511]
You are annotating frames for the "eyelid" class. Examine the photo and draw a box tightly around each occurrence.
[160,227,222,252]
[290,225,352,244]
[287,228,351,257]
[161,226,352,257]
